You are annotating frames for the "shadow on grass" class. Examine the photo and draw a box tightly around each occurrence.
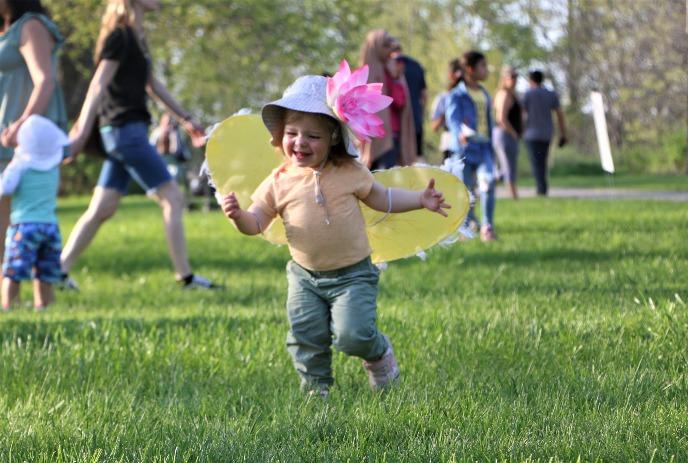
[0,312,284,346]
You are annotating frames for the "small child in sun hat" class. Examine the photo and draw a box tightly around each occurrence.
[0,115,69,310]
[220,60,451,397]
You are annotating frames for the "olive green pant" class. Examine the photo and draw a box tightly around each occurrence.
[285,257,389,389]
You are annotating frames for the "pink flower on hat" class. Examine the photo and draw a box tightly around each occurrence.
[326,60,393,142]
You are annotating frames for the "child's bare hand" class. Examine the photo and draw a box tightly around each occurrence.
[221,192,242,220]
[421,178,451,217]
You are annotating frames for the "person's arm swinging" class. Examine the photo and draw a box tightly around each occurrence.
[146,75,206,147]
[65,59,120,160]
[1,20,57,147]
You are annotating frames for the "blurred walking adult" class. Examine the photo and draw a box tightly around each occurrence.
[393,44,427,160]
[522,69,568,196]
[64,0,215,290]
[150,112,192,203]
[431,58,461,160]
[359,29,417,169]
[0,0,66,263]
[445,51,497,242]
[492,65,522,199]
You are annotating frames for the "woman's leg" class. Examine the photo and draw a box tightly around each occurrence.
[60,186,122,274]
[492,128,509,183]
[150,180,192,279]
[0,196,10,264]
[461,161,478,227]
[477,161,496,228]
[506,135,519,199]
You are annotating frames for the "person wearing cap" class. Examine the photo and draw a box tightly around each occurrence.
[220,61,451,397]
[0,115,68,310]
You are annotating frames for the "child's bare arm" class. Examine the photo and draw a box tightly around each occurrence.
[362,180,451,216]
[221,193,273,235]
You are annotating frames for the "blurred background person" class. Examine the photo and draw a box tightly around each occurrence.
[0,0,66,264]
[431,58,462,160]
[445,51,497,242]
[522,69,568,196]
[359,29,417,169]
[150,112,192,207]
[392,42,427,162]
[492,65,522,199]
[64,0,215,289]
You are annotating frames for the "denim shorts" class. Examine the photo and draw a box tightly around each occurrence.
[97,121,172,194]
[3,222,62,283]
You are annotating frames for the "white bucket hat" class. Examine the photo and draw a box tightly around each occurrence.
[15,114,69,171]
[261,75,359,157]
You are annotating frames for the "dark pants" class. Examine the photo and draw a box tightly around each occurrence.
[525,139,551,195]
[371,135,400,170]
[415,131,423,157]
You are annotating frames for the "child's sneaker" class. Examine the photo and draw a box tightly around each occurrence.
[362,336,400,390]
[178,274,216,289]
[57,273,79,291]
[306,387,330,400]
[480,225,496,242]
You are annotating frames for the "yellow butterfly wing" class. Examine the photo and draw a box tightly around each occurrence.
[206,115,470,261]
[363,166,469,263]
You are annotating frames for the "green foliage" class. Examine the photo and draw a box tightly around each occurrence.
[42,0,687,178]
[0,196,686,460]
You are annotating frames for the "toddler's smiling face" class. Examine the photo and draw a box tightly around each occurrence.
[282,111,333,169]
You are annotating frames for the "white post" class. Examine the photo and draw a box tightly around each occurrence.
[590,92,615,174]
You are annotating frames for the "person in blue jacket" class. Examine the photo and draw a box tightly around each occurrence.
[445,51,497,242]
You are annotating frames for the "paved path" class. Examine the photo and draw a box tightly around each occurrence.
[497,186,688,202]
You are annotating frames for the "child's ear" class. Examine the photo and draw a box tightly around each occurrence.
[330,129,340,146]
[270,137,280,147]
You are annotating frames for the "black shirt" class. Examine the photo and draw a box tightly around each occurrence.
[98,26,151,127]
[508,97,522,136]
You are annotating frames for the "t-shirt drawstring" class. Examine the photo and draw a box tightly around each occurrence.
[313,158,331,225]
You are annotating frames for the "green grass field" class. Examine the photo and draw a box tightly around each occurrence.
[1,194,686,462]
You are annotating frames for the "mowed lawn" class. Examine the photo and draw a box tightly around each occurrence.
[0,193,686,462]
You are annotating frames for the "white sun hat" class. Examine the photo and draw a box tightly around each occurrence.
[14,114,69,171]
[261,75,359,157]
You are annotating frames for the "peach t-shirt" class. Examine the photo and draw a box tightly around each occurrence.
[251,159,375,271]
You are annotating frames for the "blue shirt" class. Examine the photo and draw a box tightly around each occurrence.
[11,166,59,224]
[445,81,494,164]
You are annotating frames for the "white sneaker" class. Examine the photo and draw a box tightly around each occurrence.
[57,274,79,291]
[362,336,400,390]
[179,274,216,290]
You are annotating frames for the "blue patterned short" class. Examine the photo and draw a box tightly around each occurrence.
[2,223,62,283]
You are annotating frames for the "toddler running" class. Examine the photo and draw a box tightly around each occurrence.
[221,61,450,396]
[1,115,68,310]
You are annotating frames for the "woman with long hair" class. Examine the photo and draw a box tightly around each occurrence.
[358,29,417,169]
[492,65,522,199]
[445,51,497,242]
[0,0,66,262]
[64,0,214,289]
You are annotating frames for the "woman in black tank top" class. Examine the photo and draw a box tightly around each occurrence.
[492,66,522,199]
